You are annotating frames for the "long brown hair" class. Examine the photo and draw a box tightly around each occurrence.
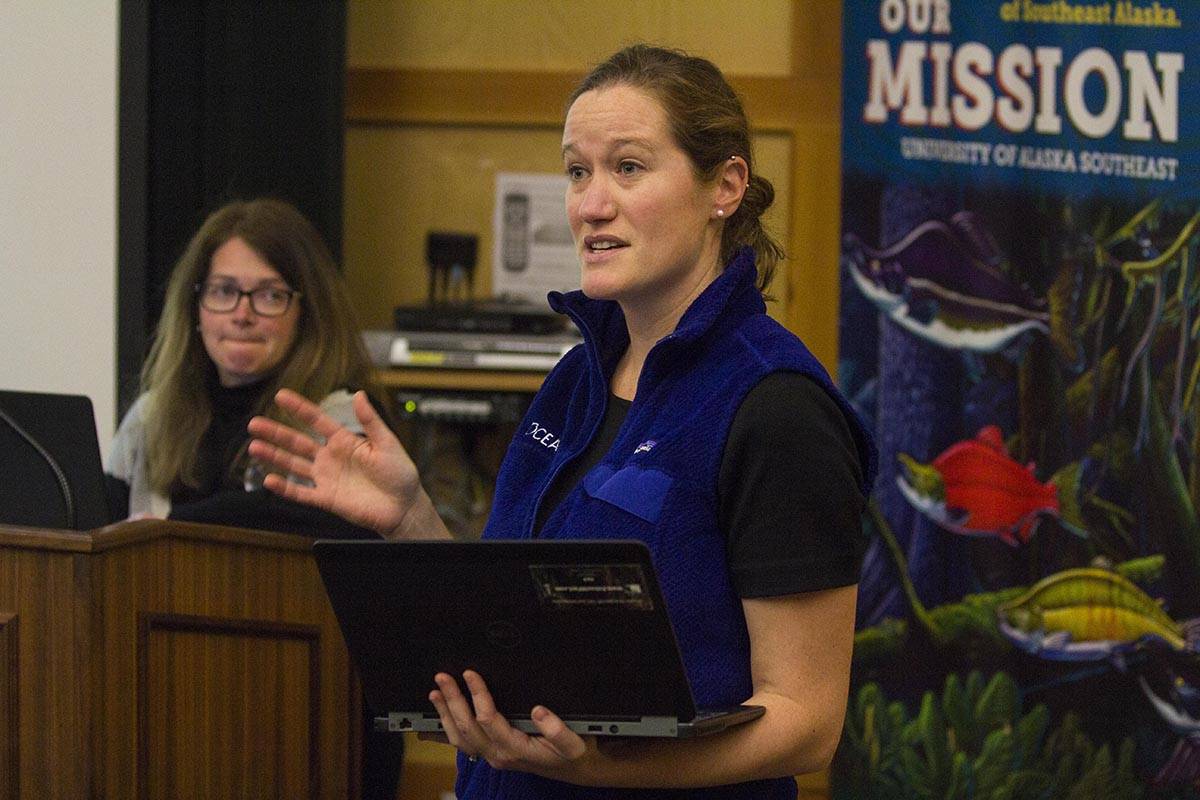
[140,198,376,493]
[569,44,784,294]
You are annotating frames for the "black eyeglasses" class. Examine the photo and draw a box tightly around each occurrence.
[195,281,300,317]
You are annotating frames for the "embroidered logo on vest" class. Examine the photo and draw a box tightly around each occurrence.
[633,440,656,455]
[525,421,560,451]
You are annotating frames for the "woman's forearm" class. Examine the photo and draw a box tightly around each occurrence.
[546,588,858,789]
[386,486,453,540]
[542,690,843,789]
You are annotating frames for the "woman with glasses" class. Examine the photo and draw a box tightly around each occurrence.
[106,197,380,532]
[107,197,404,798]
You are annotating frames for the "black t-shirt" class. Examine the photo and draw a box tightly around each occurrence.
[535,372,866,597]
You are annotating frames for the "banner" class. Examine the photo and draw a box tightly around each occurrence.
[836,1,1198,796]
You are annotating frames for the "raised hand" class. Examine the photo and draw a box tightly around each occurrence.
[247,388,450,539]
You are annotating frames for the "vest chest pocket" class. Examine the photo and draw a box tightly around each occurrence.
[581,464,673,524]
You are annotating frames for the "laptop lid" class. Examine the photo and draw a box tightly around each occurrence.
[314,539,763,738]
[0,389,111,530]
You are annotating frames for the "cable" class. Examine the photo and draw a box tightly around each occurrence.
[0,406,75,529]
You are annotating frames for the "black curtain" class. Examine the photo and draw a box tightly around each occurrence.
[118,0,346,418]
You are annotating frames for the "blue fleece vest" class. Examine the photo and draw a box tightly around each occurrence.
[458,248,876,800]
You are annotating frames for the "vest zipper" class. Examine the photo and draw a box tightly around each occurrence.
[526,309,609,539]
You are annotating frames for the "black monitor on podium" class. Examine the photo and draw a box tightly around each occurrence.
[0,389,112,530]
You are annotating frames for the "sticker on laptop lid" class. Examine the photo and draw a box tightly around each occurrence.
[530,564,653,610]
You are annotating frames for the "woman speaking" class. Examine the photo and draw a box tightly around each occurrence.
[250,45,875,800]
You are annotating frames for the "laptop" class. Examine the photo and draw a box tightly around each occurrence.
[0,389,112,530]
[313,539,765,738]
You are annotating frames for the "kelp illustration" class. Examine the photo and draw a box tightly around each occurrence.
[844,195,1200,796]
[850,198,1200,599]
[997,567,1196,661]
[853,498,1200,791]
[1052,201,1200,599]
[853,496,1167,662]
[834,670,1144,800]
[1009,592,1200,790]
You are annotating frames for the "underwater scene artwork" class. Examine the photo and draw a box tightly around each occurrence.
[836,2,1198,797]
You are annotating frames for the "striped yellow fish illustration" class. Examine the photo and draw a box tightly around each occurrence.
[997,567,1188,660]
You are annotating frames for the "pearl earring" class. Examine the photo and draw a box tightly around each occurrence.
[716,209,725,217]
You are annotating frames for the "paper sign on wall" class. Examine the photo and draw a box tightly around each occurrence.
[491,173,579,303]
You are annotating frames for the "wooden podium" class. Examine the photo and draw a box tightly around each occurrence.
[0,520,360,799]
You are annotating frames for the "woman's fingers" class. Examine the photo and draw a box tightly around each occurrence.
[246,416,320,462]
[435,673,481,734]
[273,388,346,441]
[427,672,589,771]
[460,672,585,764]
[260,472,321,506]
[428,687,469,751]
[246,434,316,480]
[461,670,519,749]
[352,390,395,443]
[528,704,588,760]
[433,672,518,762]
[431,674,501,761]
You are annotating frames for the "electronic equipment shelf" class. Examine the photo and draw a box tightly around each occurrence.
[373,367,545,394]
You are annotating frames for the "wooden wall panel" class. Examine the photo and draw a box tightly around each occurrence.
[343,125,791,330]
[342,1,844,370]
[138,615,320,800]
[94,538,149,797]
[0,614,16,800]
[781,1,844,372]
[348,0,792,76]
[0,546,90,799]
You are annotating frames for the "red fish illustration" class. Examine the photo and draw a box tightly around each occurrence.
[897,425,1060,546]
